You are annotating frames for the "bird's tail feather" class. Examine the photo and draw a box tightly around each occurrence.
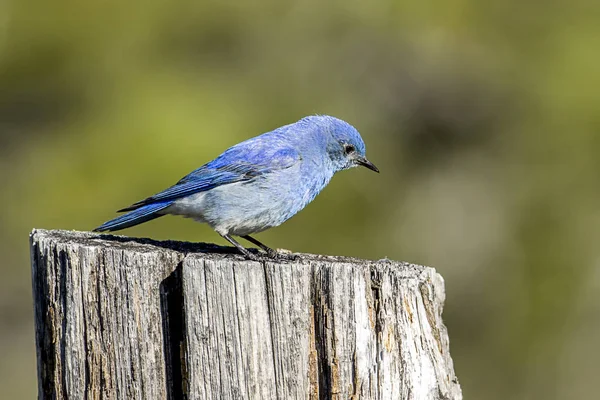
[93,201,172,232]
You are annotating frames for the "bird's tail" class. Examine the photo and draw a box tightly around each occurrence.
[93,201,172,232]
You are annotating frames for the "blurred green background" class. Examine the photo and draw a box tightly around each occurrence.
[1,0,599,398]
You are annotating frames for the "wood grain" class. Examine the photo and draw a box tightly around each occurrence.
[30,229,461,400]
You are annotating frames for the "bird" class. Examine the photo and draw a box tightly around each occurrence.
[94,115,379,260]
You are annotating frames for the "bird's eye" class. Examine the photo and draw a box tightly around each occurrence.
[344,144,356,155]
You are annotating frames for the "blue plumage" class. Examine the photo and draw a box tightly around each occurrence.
[95,202,172,231]
[94,115,378,260]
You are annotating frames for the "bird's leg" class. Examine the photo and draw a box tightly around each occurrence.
[241,235,277,257]
[242,235,296,260]
[220,234,260,261]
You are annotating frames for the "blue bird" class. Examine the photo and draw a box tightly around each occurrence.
[94,115,379,260]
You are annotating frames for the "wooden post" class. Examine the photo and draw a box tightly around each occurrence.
[30,229,462,400]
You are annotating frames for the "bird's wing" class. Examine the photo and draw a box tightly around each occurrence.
[119,146,300,212]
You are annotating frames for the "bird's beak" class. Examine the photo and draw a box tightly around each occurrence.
[355,156,380,173]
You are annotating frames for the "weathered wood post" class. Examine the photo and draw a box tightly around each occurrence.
[30,229,462,399]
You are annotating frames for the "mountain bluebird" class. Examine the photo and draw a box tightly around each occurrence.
[94,115,379,260]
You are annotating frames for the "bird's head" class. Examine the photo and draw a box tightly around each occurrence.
[304,115,379,173]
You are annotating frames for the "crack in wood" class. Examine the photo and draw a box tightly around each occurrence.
[370,267,384,398]
[159,262,184,400]
[311,265,333,399]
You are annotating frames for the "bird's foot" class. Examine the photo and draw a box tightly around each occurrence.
[237,248,261,261]
[265,249,297,261]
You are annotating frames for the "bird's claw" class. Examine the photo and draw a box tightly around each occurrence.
[241,251,261,261]
[266,250,297,261]
[239,250,293,262]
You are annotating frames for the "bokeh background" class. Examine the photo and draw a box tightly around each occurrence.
[2,0,599,398]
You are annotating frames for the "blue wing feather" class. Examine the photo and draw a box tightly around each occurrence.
[94,202,172,232]
[119,144,300,212]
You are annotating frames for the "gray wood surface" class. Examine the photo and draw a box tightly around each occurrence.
[30,229,462,400]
